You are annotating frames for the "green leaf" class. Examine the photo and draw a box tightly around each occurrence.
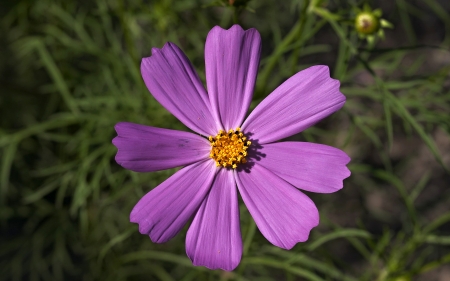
[307,229,372,251]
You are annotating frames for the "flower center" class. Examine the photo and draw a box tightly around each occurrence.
[208,127,251,169]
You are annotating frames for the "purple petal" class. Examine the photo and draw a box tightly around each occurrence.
[235,164,319,249]
[130,160,216,243]
[186,169,242,271]
[256,142,351,193]
[151,47,159,54]
[112,122,210,172]
[205,25,261,130]
[242,65,345,144]
[141,43,218,136]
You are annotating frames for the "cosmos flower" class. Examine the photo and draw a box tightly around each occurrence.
[113,25,351,271]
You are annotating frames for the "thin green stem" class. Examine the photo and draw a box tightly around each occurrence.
[256,0,310,96]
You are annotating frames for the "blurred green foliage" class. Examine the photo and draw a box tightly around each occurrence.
[1,0,450,280]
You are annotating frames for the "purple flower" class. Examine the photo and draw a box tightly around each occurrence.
[113,25,351,271]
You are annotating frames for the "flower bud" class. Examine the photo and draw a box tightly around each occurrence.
[355,12,380,35]
[353,5,393,44]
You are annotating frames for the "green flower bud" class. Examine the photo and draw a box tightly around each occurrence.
[353,5,393,45]
[355,12,380,35]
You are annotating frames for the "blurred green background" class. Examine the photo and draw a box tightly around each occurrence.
[1,0,450,280]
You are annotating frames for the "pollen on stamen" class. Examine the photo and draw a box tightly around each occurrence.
[208,128,250,169]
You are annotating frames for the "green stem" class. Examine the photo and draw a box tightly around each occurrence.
[290,1,310,74]
[256,0,310,95]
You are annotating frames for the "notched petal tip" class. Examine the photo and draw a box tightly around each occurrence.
[311,65,344,91]
[280,205,320,250]
[255,142,352,194]
[209,24,243,33]
[276,216,319,250]
[282,225,318,251]
[151,47,160,55]
[342,153,352,165]
[344,166,352,179]
[208,24,260,37]
[309,64,341,83]
[317,64,346,97]
[141,42,173,65]
[129,218,165,244]
[205,24,262,130]
[312,65,346,102]
[227,24,260,36]
[336,149,352,180]
[111,135,119,146]
[142,42,176,60]
[111,131,130,171]
[113,122,128,134]
[311,64,330,72]
[130,211,157,242]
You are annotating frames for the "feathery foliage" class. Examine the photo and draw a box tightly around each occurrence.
[1,0,450,280]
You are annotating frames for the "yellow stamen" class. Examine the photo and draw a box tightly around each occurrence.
[208,128,251,169]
